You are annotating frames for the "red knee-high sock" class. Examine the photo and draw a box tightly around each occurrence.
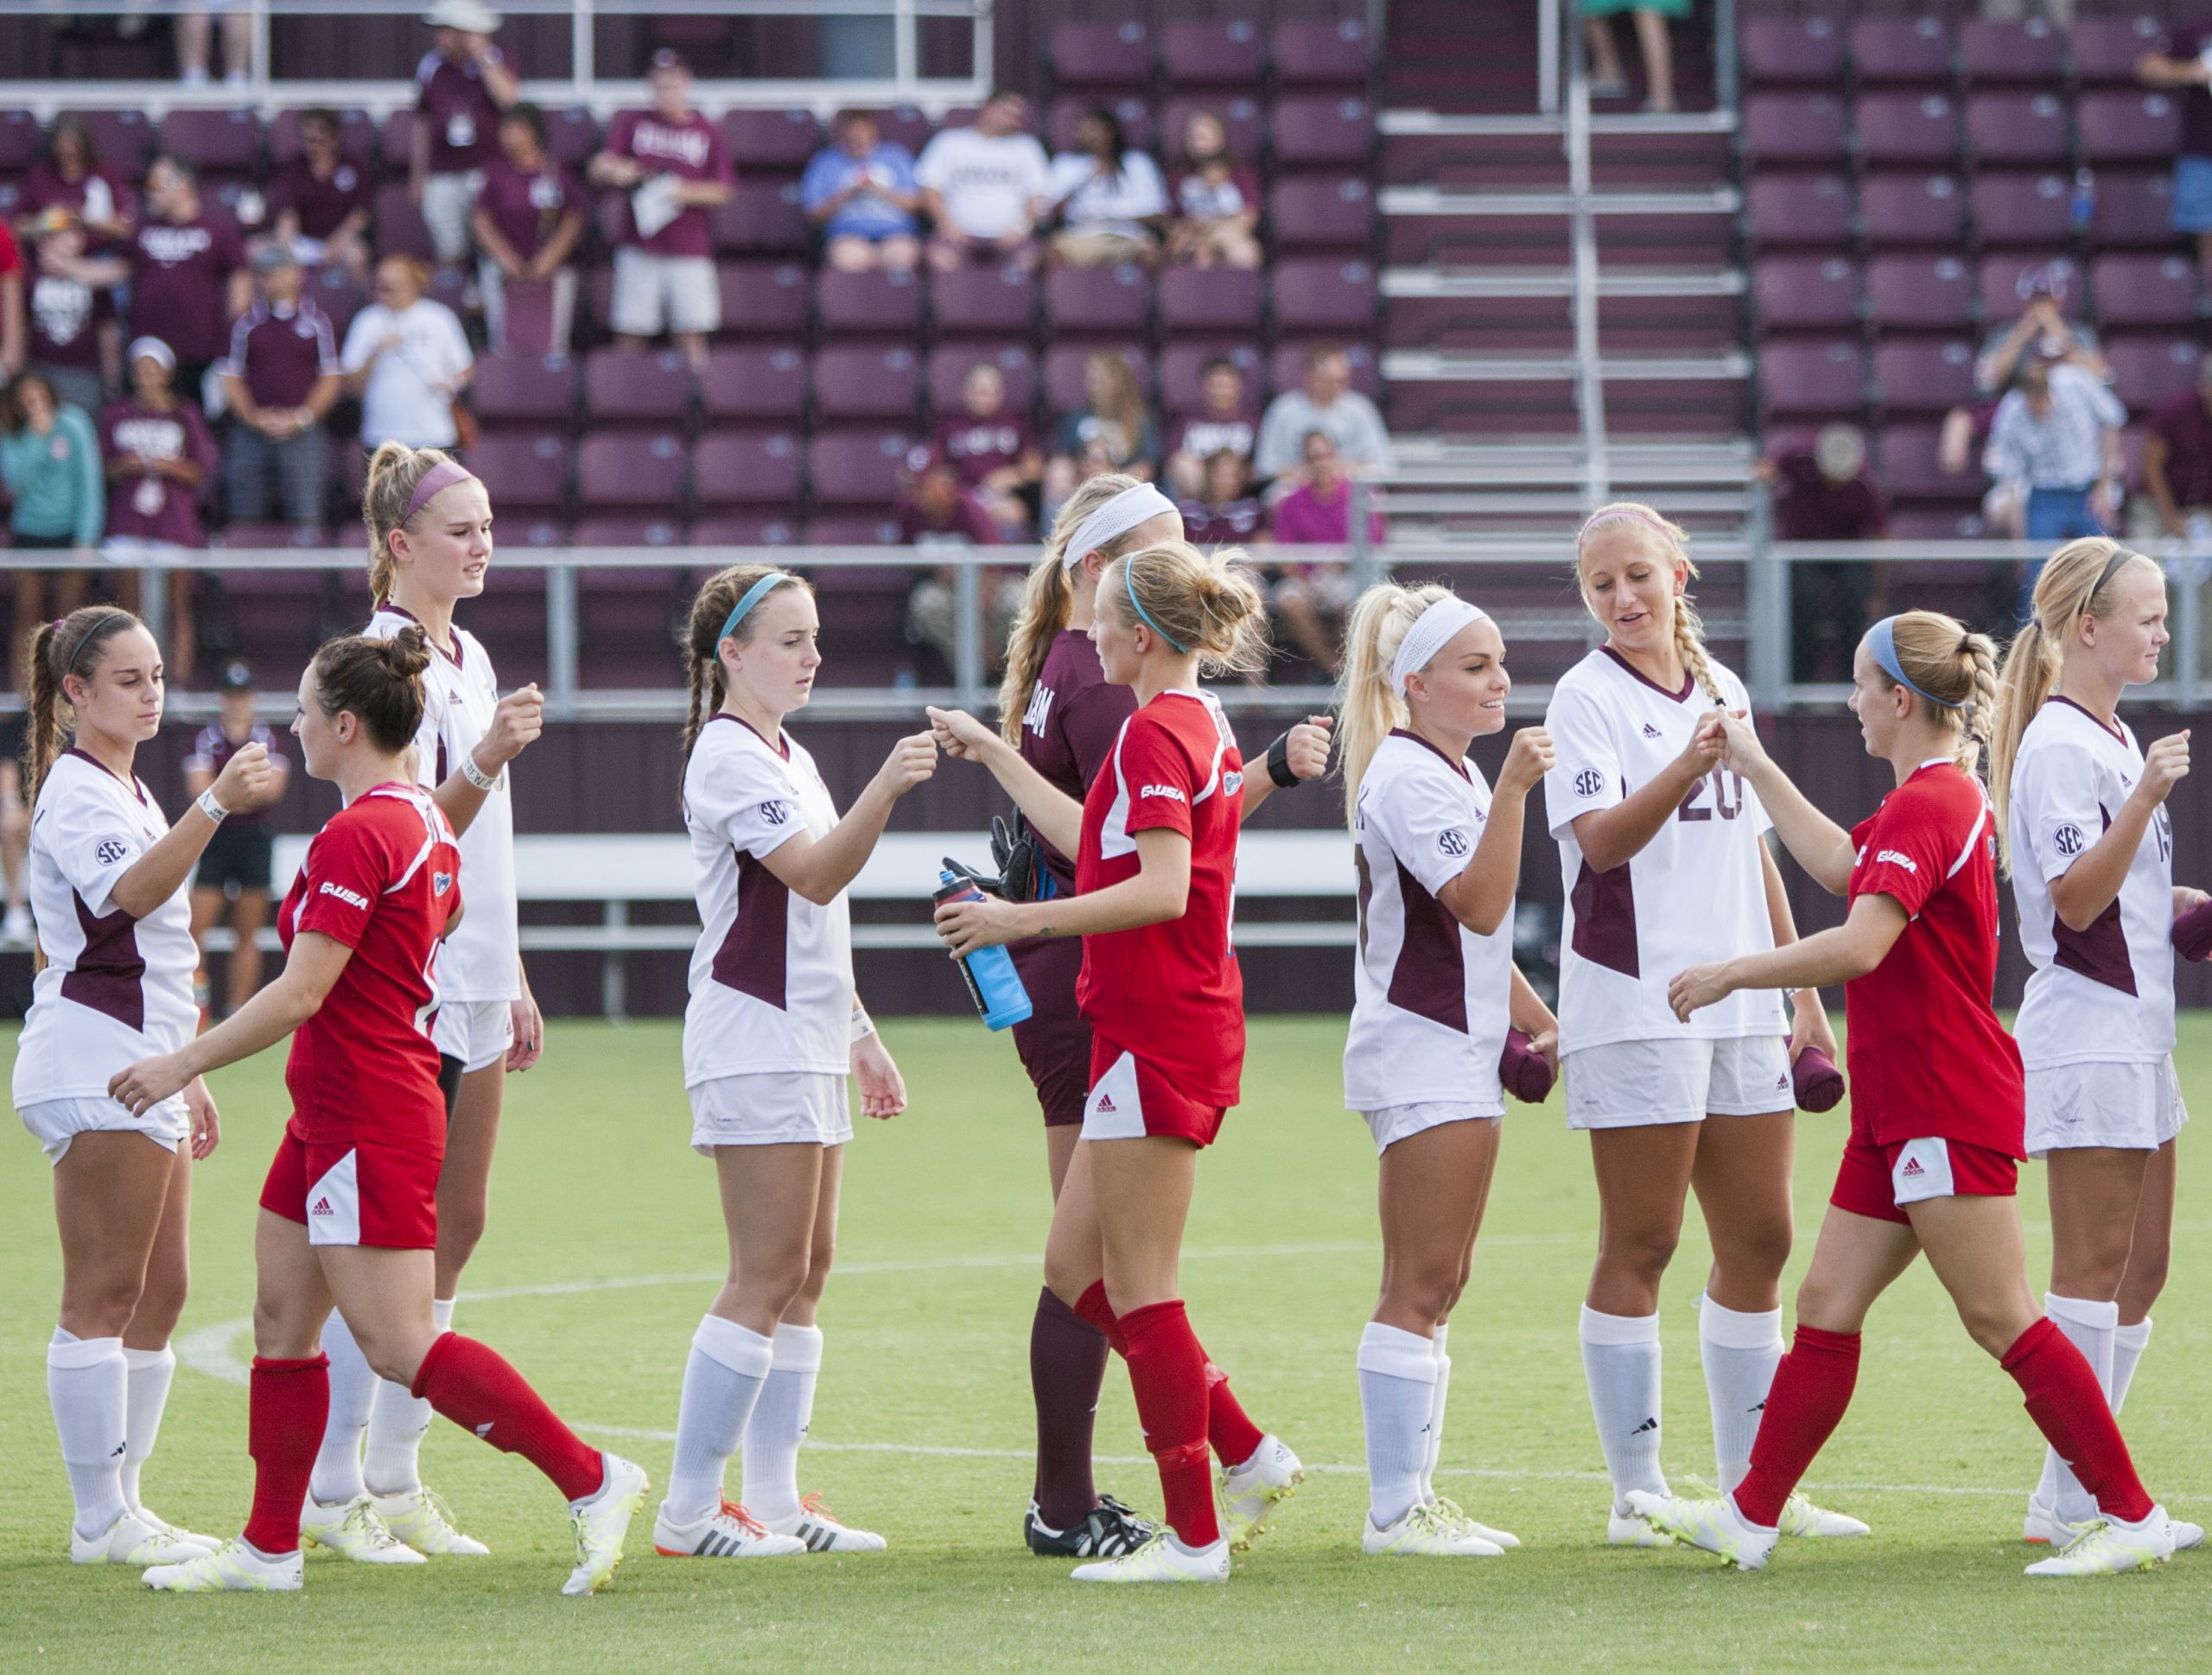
[1119,1300,1220,1547]
[244,1355,329,1556]
[1732,1327,1860,1528]
[1205,1364,1267,1469]
[411,1331,605,1503]
[2003,1317,2154,1523]
[1073,1280,1129,1357]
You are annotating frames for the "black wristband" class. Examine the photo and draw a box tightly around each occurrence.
[1266,731,1300,790]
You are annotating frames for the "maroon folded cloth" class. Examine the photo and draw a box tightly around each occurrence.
[1500,1028,1557,1103]
[1792,1044,1846,1113]
[2174,899,2212,961]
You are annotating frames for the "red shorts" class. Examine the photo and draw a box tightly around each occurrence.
[1083,1033,1228,1148]
[1010,937,1090,1128]
[259,1127,441,1250]
[1829,1133,2019,1225]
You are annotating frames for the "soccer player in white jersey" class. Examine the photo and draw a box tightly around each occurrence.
[13,606,272,1564]
[1336,581,1560,1557]
[302,442,549,1562]
[1543,502,1860,1545]
[1988,538,2207,1553]
[654,563,934,1561]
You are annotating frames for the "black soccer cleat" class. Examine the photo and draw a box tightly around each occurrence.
[1024,1494,1160,1558]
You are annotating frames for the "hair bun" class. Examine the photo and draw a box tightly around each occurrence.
[380,625,434,681]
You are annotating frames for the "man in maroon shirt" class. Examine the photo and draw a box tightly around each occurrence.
[1164,357,1259,498]
[100,337,219,679]
[413,0,521,263]
[219,246,341,526]
[1759,422,1889,683]
[897,448,1020,676]
[270,108,374,285]
[471,104,587,357]
[588,50,735,372]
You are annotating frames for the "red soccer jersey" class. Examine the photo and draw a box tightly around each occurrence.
[278,783,460,1158]
[1073,689,1245,1106]
[1843,759,2024,1155]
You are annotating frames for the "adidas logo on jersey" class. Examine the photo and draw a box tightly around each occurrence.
[1642,723,1662,739]
[1874,849,1918,873]
[1899,1157,1925,1179]
[319,881,371,909]
[310,1196,334,1215]
[1139,783,1186,803]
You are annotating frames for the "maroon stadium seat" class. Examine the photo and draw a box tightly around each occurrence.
[1048,97,1154,155]
[2072,17,2168,86]
[1876,423,1974,499]
[1969,173,2073,250]
[817,266,923,335]
[715,261,810,339]
[577,432,687,509]
[468,433,572,514]
[1158,265,1262,335]
[1853,93,1961,167]
[584,348,694,424]
[700,346,808,423]
[712,181,809,255]
[1052,21,1153,89]
[2088,172,2179,246]
[1162,20,1263,87]
[1964,93,2070,167]
[815,344,923,422]
[1162,96,1264,163]
[216,523,327,550]
[873,105,935,155]
[1745,172,1852,248]
[81,110,153,175]
[1977,255,2081,320]
[1742,94,1848,166]
[1273,257,1377,333]
[1274,17,1373,86]
[372,184,436,262]
[804,514,905,544]
[1045,344,1151,412]
[2078,92,2183,166]
[931,262,1036,336]
[1849,17,1954,86]
[2092,254,2199,328]
[1045,263,1149,334]
[1742,16,1844,86]
[1758,340,1866,418]
[691,514,798,548]
[927,343,1036,413]
[378,111,418,178]
[474,354,579,428]
[808,429,913,505]
[1160,342,1262,413]
[1271,96,1373,169]
[1858,173,1966,247]
[1961,18,2064,84]
[270,107,374,169]
[1870,338,1980,412]
[693,429,804,505]
[2107,335,2202,409]
[572,517,682,548]
[543,106,601,170]
[1865,255,1975,333]
[721,109,821,174]
[158,110,261,175]
[1751,256,1860,331]
[0,110,42,173]
[1268,175,1375,251]
[302,264,364,339]
[1270,339,1381,400]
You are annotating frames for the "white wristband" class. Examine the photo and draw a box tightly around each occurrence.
[194,787,228,826]
[851,1005,875,1043]
[461,752,499,791]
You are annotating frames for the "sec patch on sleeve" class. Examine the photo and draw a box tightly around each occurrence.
[93,837,129,866]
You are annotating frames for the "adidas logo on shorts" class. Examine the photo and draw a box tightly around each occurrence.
[310,1196,334,1215]
[1899,1157,1924,1179]
[1095,1094,1118,1113]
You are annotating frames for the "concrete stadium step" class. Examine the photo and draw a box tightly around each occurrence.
[1379,436,1758,536]
[1384,268,1747,355]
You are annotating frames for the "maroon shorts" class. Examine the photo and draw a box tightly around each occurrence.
[1829,1133,2019,1226]
[1082,1032,1228,1148]
[1010,936,1090,1128]
[260,1127,441,1249]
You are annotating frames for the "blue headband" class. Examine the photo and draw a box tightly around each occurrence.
[1866,615,1942,706]
[1120,568,1189,654]
[718,571,797,645]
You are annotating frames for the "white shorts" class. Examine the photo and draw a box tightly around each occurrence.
[689,1072,852,1154]
[610,247,720,337]
[1563,1034,1795,1130]
[433,999,516,1075]
[21,1094,188,1164]
[1360,1100,1501,1158]
[2024,1057,2189,1158]
[421,169,485,263]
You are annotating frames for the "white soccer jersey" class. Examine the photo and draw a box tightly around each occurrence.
[681,714,854,1084]
[1344,731,1512,1111]
[13,751,200,1106]
[2008,698,2177,1066]
[366,606,518,1002]
[1543,647,1787,1051]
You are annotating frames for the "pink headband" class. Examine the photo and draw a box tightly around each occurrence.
[403,459,477,524]
[1576,506,1677,548]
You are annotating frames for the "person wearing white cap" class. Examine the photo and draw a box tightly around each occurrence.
[1335,581,1559,1558]
[99,337,218,682]
[414,3,519,265]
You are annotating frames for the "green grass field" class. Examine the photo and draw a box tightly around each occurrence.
[4,1016,2209,1672]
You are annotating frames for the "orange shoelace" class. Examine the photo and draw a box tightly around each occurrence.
[716,1500,770,1535]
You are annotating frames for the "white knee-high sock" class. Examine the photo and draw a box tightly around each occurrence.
[741,1323,823,1523]
[2110,1317,2152,1413]
[1580,1305,1666,1513]
[1697,1292,1783,1494]
[1421,1323,1452,1502]
[48,1329,128,1541]
[119,1344,177,1511]
[363,1297,454,1497]
[663,1315,774,1526]
[2039,1293,2118,1526]
[1357,1322,1437,1529]
[312,1309,377,1507]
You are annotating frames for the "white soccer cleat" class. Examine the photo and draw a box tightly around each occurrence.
[1217,1434,1303,1552]
[1608,1507,1678,1547]
[73,1508,218,1566]
[1363,1501,1506,1558]
[1069,1529,1230,1583]
[2173,1519,2205,1551]
[143,1538,303,1593]
[131,1506,221,1555]
[1777,1491,1870,1538]
[652,1499,807,1559]
[1430,1495,1520,1549]
[563,1453,648,1596]
[298,1491,426,1564]
[372,1486,490,1556]
[1624,1490,1779,1570]
[2024,1495,2092,1547]
[759,1493,887,1554]
[2024,1505,2176,1577]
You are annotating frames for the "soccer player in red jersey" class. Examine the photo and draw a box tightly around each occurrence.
[931,539,1294,1583]
[1631,611,2177,1576]
[985,476,1327,1559]
[110,631,646,1596]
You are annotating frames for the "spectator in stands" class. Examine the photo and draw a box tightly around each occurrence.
[1166,110,1262,271]
[1270,430,1384,676]
[1939,399,2025,538]
[1760,423,1889,683]
[0,223,22,380]
[14,115,135,247]
[931,358,1039,538]
[1044,350,1159,515]
[1983,359,2126,547]
[801,109,922,275]
[1584,0,1682,114]
[2138,350,2212,542]
[898,448,1022,675]
[100,337,217,680]
[177,3,251,89]
[0,370,103,684]
[413,0,521,265]
[589,49,735,374]
[1179,447,1269,549]
[1255,341,1394,487]
[219,245,340,527]
[342,255,474,453]
[1975,266,2106,397]
[916,91,1050,273]
[1037,106,1170,270]
[2139,32,2212,284]
[472,103,586,358]
[270,106,373,285]
[14,118,130,418]
[1165,355,1260,498]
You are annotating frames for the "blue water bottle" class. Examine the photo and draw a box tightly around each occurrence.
[934,868,1034,1031]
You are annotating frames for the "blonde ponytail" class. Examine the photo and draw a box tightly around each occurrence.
[1102,540,1268,676]
[1335,581,1454,833]
[1575,499,1722,703]
[997,471,1160,745]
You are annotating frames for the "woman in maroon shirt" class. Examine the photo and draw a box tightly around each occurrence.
[99,339,218,682]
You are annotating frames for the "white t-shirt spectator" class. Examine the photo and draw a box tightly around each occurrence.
[341,296,473,450]
[1255,387,1396,479]
[1043,151,1168,240]
[915,126,1051,239]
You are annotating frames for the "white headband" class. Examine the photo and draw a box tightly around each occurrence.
[1393,595,1489,695]
[1061,482,1179,570]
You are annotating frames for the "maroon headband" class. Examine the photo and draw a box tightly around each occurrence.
[403,458,477,524]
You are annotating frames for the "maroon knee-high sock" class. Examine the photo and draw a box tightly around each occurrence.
[1732,1327,1860,1528]
[1205,1364,1267,1469]
[244,1355,329,1556]
[1031,1286,1111,1529]
[2003,1317,2154,1523]
[1119,1300,1220,1547]
[411,1331,605,1503]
